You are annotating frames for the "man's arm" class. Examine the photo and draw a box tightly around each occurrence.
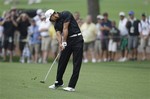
[138,23,142,37]
[63,22,69,42]
[11,17,18,27]
[56,31,67,51]
[56,31,62,45]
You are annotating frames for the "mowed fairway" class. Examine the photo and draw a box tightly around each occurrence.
[0,61,150,99]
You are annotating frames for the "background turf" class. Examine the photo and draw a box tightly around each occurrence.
[0,61,150,99]
[0,0,150,21]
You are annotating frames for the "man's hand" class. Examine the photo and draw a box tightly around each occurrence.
[59,42,67,51]
[62,42,67,48]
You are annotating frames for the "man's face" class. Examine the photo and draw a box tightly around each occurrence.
[129,14,134,19]
[74,12,80,20]
[50,13,58,22]
[120,16,124,20]
[86,16,92,24]
[104,15,108,20]
[142,16,146,21]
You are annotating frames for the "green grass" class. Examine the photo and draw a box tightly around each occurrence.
[0,61,150,99]
[0,1,150,98]
[0,0,150,20]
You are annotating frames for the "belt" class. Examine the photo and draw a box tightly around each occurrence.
[69,33,82,38]
[43,36,50,38]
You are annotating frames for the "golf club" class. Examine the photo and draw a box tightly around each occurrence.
[40,52,60,83]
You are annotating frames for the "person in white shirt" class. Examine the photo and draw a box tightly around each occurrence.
[49,24,59,59]
[81,15,97,63]
[33,9,43,26]
[118,12,128,62]
[138,13,150,60]
[95,15,103,62]
[39,14,51,63]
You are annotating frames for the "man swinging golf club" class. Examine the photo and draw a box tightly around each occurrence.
[45,9,83,92]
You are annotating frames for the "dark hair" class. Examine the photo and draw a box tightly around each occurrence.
[103,12,108,16]
[142,13,146,17]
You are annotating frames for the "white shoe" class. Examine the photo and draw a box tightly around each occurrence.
[103,58,107,62]
[142,57,146,61]
[27,59,31,63]
[20,58,25,63]
[38,58,42,63]
[118,57,127,62]
[118,58,123,62]
[92,58,96,63]
[48,84,64,89]
[63,87,75,92]
[122,57,127,62]
[83,59,88,63]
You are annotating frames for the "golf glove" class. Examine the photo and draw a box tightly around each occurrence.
[62,42,67,48]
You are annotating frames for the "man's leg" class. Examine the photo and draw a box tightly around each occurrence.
[68,41,83,88]
[133,36,139,60]
[83,43,88,63]
[56,46,72,85]
[128,36,133,59]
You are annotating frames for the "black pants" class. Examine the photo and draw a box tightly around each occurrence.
[19,36,27,55]
[56,36,83,88]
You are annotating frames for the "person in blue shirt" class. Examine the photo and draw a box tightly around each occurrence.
[100,12,112,62]
[28,19,41,63]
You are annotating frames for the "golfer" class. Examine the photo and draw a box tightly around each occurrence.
[45,9,84,92]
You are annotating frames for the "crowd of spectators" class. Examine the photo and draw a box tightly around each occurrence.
[0,8,150,63]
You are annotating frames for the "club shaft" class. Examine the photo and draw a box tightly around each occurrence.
[43,53,60,81]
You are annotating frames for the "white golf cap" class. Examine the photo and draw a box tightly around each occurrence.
[97,15,104,19]
[119,12,125,16]
[45,9,55,22]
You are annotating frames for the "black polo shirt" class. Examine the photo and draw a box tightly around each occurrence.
[54,11,81,36]
[3,21,16,38]
[17,19,30,39]
[101,20,112,36]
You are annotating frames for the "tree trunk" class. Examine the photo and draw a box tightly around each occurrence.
[87,0,100,23]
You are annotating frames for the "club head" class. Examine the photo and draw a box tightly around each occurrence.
[40,81,45,83]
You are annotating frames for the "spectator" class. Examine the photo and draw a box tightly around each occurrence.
[10,8,19,55]
[74,11,80,21]
[0,18,4,57]
[49,24,58,59]
[81,15,97,63]
[108,21,120,61]
[33,9,43,26]
[118,12,128,62]
[1,12,18,62]
[17,13,31,63]
[74,12,82,28]
[28,19,41,63]
[138,13,150,60]
[33,9,43,63]
[126,11,140,61]
[38,14,51,64]
[100,12,112,62]
[95,15,104,62]
[21,43,31,63]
